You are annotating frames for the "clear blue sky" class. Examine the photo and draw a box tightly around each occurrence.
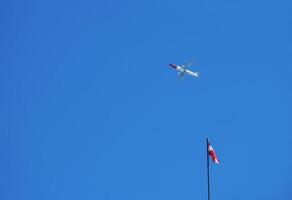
[1,0,292,199]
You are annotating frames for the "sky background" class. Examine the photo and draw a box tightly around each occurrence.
[1,0,292,199]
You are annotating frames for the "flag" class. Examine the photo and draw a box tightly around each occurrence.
[208,143,220,164]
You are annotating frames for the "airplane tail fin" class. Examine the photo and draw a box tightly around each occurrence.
[194,72,200,77]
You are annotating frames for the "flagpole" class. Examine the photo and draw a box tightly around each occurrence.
[206,138,211,200]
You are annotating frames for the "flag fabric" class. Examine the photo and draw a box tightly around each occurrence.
[208,143,220,164]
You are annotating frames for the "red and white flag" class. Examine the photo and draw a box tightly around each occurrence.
[208,143,220,164]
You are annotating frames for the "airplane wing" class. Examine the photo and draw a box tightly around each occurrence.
[177,71,185,79]
[183,58,196,69]
[179,73,184,80]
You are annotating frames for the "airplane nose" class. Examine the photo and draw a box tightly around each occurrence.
[169,64,177,69]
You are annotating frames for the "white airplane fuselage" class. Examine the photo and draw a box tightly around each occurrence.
[169,64,199,77]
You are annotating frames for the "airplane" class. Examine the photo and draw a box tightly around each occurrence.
[169,59,200,79]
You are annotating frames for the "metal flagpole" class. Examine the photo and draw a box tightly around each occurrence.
[206,138,211,200]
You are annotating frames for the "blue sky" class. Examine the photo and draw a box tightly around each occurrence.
[1,0,292,199]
